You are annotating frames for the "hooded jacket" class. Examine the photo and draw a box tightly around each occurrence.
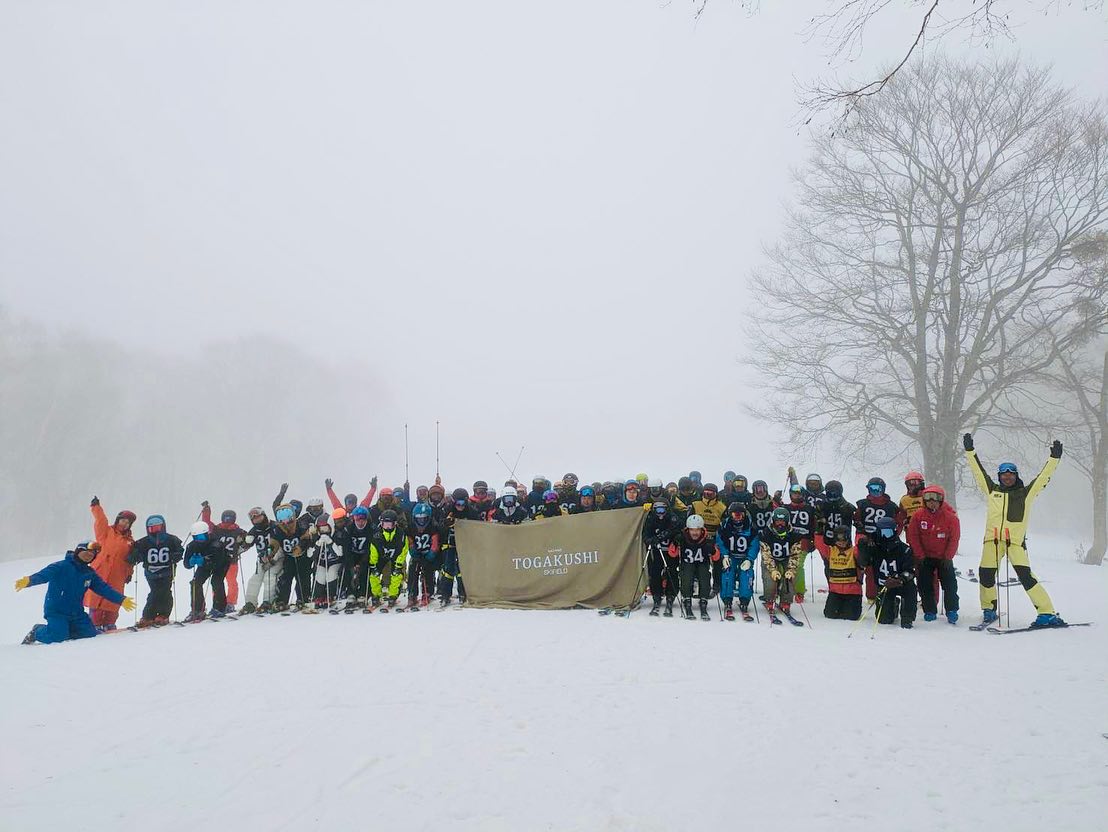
[965,449,1058,545]
[84,503,135,614]
[33,552,124,618]
[905,486,960,560]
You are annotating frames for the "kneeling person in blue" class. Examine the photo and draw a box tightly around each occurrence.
[15,540,135,645]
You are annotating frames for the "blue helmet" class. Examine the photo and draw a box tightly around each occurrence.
[689,470,702,484]
[146,515,166,535]
[998,462,1018,475]
[412,503,432,525]
[876,516,897,538]
[580,486,594,498]
[351,505,370,519]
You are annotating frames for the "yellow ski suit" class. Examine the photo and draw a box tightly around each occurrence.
[965,450,1058,614]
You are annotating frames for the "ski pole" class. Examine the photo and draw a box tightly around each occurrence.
[404,423,409,485]
[797,597,812,628]
[1004,528,1012,627]
[620,545,652,617]
[847,591,881,639]
[435,421,440,480]
[993,529,1002,630]
[750,563,760,624]
[871,587,886,639]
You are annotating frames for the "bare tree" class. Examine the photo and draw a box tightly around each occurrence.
[748,56,1108,498]
[691,2,1107,115]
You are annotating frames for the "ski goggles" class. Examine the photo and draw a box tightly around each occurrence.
[998,463,1018,475]
[867,484,884,495]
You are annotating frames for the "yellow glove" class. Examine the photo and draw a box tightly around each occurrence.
[121,596,136,612]
[785,569,795,580]
[14,576,30,591]
[770,570,781,582]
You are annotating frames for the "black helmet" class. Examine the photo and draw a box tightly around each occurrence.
[825,480,843,499]
[452,488,469,503]
[379,509,399,526]
[770,507,791,536]
[832,525,851,543]
[727,502,746,518]
[678,476,693,490]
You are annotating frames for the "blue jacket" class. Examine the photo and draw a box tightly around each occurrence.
[716,518,760,564]
[28,552,124,618]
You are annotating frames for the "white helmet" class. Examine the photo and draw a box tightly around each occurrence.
[648,478,663,489]
[189,521,209,537]
[686,515,705,530]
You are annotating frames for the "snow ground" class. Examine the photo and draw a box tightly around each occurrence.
[1,544,1106,832]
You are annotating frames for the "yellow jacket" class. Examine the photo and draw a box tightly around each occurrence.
[690,497,727,534]
[965,450,1058,546]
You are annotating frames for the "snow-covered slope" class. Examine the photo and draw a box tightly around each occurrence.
[1,550,1105,832]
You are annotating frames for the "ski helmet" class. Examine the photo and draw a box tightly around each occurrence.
[73,539,100,560]
[701,483,718,497]
[533,475,548,490]
[343,493,359,511]
[805,473,823,492]
[379,509,399,529]
[724,471,736,483]
[221,509,237,525]
[307,498,325,516]
[543,489,559,504]
[315,516,332,533]
[115,510,137,528]
[824,480,843,500]
[473,480,488,494]
[689,471,702,484]
[770,507,790,536]
[417,485,429,501]
[998,462,1019,475]
[727,502,746,521]
[866,477,887,496]
[189,521,209,538]
[648,477,662,489]
[500,492,516,507]
[678,476,693,491]
[331,507,347,522]
[248,506,267,523]
[413,503,432,524]
[428,484,445,500]
[832,525,852,544]
[652,498,669,514]
[875,516,897,538]
[378,487,394,501]
[352,505,370,526]
[289,499,304,516]
[734,475,748,490]
[752,480,768,498]
[452,488,469,508]
[563,473,579,487]
[905,470,924,483]
[921,485,945,505]
[635,472,648,485]
[789,483,803,500]
[275,504,296,523]
[686,514,705,530]
[145,515,166,536]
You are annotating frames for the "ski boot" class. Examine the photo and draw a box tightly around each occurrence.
[97,624,117,633]
[208,608,227,619]
[699,600,710,621]
[274,602,289,613]
[924,612,937,622]
[420,592,431,607]
[794,593,805,604]
[682,599,694,619]
[241,602,257,615]
[153,615,169,626]
[649,598,662,617]
[22,628,37,645]
[1030,613,1066,628]
[981,609,999,625]
[406,597,419,612]
[225,604,236,614]
[137,617,156,629]
[724,603,735,622]
[901,621,913,629]
[184,611,206,623]
[663,599,674,618]
[440,596,452,609]
[946,611,959,625]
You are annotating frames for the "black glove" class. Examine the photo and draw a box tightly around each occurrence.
[201,500,209,509]
[90,496,99,507]
[325,478,334,489]
[371,476,378,488]
[885,576,902,589]
[962,433,974,451]
[1050,440,1063,459]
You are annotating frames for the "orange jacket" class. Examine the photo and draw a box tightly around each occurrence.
[83,503,135,613]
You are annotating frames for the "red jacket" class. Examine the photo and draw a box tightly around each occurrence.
[906,487,960,560]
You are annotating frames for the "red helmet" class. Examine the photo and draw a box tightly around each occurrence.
[905,471,924,483]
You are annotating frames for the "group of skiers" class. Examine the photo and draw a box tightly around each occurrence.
[14,433,1067,643]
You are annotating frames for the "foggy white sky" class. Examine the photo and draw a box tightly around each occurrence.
[2,1,1106,507]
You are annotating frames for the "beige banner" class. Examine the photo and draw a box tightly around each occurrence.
[455,508,647,609]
